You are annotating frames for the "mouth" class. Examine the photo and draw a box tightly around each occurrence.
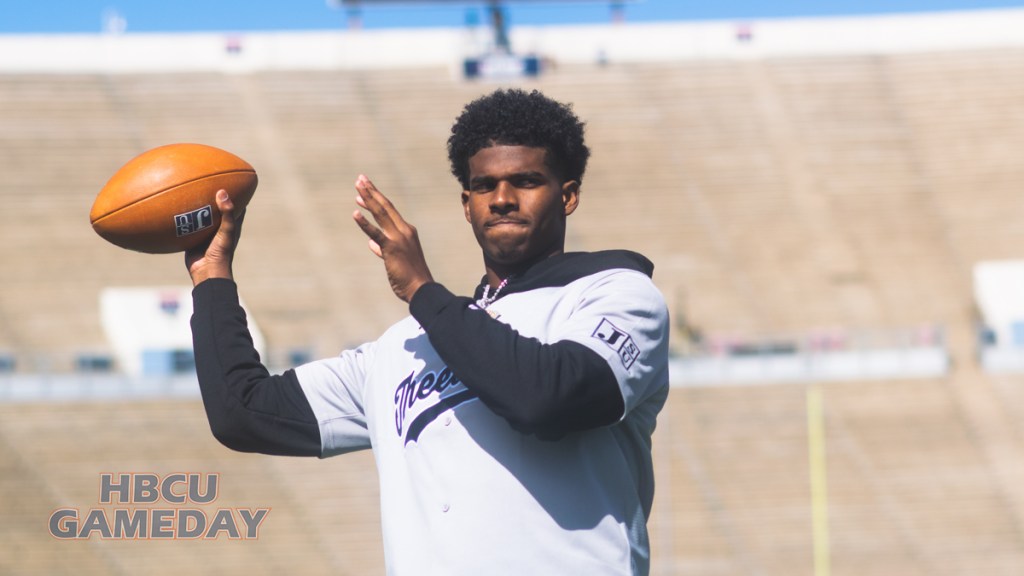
[485,218,528,228]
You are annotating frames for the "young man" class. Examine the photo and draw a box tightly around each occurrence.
[186,88,669,575]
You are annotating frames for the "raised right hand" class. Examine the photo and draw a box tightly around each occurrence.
[185,189,246,286]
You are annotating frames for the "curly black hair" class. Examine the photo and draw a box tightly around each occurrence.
[447,88,590,189]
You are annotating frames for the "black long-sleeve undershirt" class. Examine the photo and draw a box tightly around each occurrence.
[190,278,320,456]
[409,282,625,438]
[192,270,626,454]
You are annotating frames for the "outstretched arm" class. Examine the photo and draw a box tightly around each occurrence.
[186,191,321,456]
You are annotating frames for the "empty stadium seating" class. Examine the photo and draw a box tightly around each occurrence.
[5,43,1024,575]
[5,49,1024,365]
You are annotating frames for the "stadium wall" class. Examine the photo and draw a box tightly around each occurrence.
[3,7,1024,74]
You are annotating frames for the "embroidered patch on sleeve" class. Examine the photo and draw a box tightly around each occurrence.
[592,318,640,369]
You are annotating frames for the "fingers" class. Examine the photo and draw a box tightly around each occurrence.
[216,189,234,216]
[352,209,385,259]
[215,189,236,234]
[350,175,435,303]
[183,190,241,285]
[367,239,383,259]
[353,175,406,258]
[355,174,401,232]
[212,190,247,246]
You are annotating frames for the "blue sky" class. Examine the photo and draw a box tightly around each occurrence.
[2,1,1023,34]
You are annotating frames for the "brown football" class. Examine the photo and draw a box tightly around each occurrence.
[90,143,258,254]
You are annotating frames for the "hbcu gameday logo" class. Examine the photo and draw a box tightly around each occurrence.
[48,473,269,540]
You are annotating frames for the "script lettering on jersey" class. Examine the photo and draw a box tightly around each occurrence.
[394,367,460,436]
[393,367,476,445]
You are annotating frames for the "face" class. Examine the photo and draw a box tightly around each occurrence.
[461,145,579,278]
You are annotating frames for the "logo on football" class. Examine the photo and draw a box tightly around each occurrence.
[175,205,213,237]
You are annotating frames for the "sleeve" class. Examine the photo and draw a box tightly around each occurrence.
[408,270,669,438]
[551,271,670,417]
[293,343,375,457]
[190,278,322,456]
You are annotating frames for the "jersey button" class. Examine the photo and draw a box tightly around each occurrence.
[444,416,452,426]
[441,503,450,513]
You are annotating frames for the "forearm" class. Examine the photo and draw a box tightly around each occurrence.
[190,278,321,456]
[409,283,624,438]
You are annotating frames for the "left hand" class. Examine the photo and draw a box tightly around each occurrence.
[352,175,434,303]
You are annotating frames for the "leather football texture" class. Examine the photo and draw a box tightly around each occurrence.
[90,143,257,254]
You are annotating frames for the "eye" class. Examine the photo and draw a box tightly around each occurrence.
[470,180,494,192]
[513,176,541,188]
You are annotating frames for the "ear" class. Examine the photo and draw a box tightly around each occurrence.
[461,190,472,223]
[562,180,580,216]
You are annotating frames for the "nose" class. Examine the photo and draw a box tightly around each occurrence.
[490,181,518,213]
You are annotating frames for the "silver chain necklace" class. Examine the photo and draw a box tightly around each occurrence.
[476,277,510,309]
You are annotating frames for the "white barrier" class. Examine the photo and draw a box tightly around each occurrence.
[4,8,1024,74]
[670,346,950,387]
[0,374,201,403]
